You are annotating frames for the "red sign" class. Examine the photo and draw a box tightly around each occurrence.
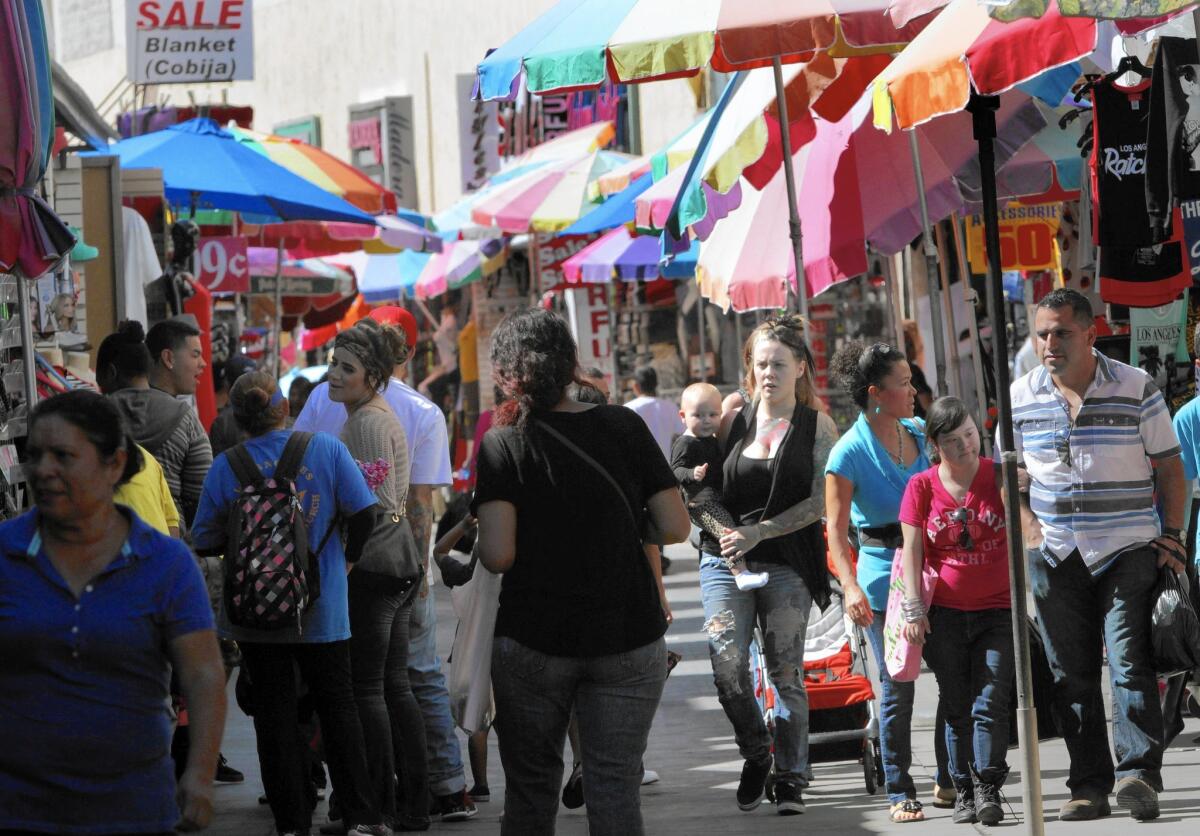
[535,233,600,293]
[196,236,249,293]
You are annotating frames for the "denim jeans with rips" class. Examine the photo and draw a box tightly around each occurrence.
[699,553,814,789]
[408,586,467,796]
[1028,546,1165,794]
[922,606,1014,787]
[491,635,666,836]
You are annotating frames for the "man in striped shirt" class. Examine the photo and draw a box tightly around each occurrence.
[1011,289,1188,823]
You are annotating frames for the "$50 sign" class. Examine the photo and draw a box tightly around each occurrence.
[965,205,1061,274]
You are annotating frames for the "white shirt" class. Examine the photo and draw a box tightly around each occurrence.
[294,378,452,486]
[624,395,683,460]
[1013,336,1039,379]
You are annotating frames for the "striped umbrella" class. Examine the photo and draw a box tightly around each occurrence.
[562,226,698,282]
[330,239,506,302]
[230,126,397,215]
[987,0,1197,21]
[469,150,634,234]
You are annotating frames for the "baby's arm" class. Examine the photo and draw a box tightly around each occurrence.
[670,437,702,485]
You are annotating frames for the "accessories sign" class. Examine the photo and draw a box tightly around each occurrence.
[127,0,254,84]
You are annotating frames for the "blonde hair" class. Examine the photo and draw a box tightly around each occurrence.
[742,314,821,410]
[680,382,721,410]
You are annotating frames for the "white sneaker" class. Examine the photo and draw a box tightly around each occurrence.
[735,571,769,591]
[642,769,660,786]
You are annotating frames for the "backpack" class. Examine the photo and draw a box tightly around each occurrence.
[223,432,330,634]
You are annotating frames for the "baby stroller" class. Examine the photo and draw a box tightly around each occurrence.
[751,586,884,795]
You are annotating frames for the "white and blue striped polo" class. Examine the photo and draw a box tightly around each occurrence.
[1010,349,1181,574]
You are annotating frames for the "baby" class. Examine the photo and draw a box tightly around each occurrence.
[670,383,769,591]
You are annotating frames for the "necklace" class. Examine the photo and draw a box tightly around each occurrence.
[893,421,904,466]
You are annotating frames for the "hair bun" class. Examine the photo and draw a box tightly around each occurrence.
[116,320,146,343]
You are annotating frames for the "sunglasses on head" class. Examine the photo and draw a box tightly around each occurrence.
[949,506,975,551]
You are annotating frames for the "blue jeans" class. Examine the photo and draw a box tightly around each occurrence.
[408,587,466,796]
[922,607,1014,787]
[491,635,666,836]
[864,611,918,803]
[699,554,813,787]
[1028,546,1164,794]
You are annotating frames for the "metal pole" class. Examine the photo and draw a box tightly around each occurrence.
[908,131,949,397]
[952,214,992,452]
[273,240,284,381]
[968,91,1045,836]
[771,57,808,323]
[627,84,643,155]
[696,293,706,381]
[17,277,38,412]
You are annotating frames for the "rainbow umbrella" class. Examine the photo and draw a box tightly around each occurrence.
[230,126,397,215]
[562,226,697,282]
[330,239,506,302]
[1,0,75,278]
[469,150,634,234]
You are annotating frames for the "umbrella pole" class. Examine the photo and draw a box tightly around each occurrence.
[772,57,808,323]
[908,131,949,397]
[935,223,963,397]
[968,91,1045,836]
[273,240,284,381]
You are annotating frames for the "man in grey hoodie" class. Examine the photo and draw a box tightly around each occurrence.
[109,318,212,527]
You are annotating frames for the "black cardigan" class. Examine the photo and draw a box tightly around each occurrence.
[722,400,831,611]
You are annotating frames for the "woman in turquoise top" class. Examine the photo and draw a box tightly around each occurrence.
[825,341,933,824]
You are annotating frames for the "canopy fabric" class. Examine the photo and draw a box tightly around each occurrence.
[469,150,633,234]
[987,0,1196,21]
[475,0,935,101]
[82,118,375,224]
[563,171,654,234]
[330,239,506,302]
[1,0,75,278]
[563,226,697,282]
[871,0,1097,130]
[230,126,398,215]
[247,246,355,282]
[242,214,443,258]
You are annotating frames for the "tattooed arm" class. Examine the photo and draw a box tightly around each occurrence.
[757,412,839,539]
[406,483,434,595]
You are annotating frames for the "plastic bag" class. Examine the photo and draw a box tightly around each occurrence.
[1151,567,1200,677]
[883,549,937,682]
[447,557,501,734]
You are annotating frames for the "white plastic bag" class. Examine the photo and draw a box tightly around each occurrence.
[447,558,501,734]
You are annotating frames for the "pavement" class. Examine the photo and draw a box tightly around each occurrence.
[207,542,1200,835]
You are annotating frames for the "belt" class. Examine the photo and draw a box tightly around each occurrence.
[857,523,903,550]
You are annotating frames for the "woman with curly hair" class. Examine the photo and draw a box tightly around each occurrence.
[698,314,838,817]
[328,319,429,831]
[824,340,933,823]
[472,308,690,836]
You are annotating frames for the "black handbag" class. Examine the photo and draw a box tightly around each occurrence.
[1151,566,1200,677]
[356,508,424,596]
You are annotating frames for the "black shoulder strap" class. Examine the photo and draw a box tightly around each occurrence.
[275,432,313,484]
[535,419,637,527]
[226,442,263,489]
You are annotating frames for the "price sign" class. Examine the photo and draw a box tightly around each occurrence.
[965,205,1061,274]
[196,236,250,294]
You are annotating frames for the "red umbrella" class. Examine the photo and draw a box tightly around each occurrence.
[0,0,74,278]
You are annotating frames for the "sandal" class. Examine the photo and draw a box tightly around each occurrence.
[890,799,926,823]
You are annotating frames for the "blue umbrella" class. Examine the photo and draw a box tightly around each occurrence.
[561,171,653,235]
[83,118,374,224]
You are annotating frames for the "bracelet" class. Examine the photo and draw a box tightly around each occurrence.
[901,597,927,623]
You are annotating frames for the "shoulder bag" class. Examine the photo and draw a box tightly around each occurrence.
[357,508,424,597]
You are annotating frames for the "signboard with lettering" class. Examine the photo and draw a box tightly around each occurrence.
[457,74,500,193]
[535,233,600,294]
[348,98,419,210]
[249,275,344,297]
[196,236,249,294]
[127,0,254,83]
[565,285,611,373]
[273,116,322,147]
[965,204,1061,274]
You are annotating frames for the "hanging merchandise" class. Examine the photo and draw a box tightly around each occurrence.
[1092,77,1191,307]
[1056,200,1101,309]
[122,207,159,327]
[1145,37,1200,237]
[1129,290,1190,387]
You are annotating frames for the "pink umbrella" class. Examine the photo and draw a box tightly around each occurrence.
[1,0,74,278]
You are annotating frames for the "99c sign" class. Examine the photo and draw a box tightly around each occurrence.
[196,236,250,294]
[966,205,1061,274]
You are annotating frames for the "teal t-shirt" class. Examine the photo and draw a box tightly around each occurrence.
[826,413,930,611]
[1172,396,1200,571]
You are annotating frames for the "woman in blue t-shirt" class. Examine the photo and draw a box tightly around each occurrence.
[191,371,389,836]
[825,341,933,824]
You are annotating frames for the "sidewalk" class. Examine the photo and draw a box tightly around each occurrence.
[205,544,1200,835]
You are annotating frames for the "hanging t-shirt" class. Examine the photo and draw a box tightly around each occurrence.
[1145,37,1200,237]
[898,459,1011,612]
[1098,213,1191,307]
[1091,78,1160,247]
[1130,290,1190,387]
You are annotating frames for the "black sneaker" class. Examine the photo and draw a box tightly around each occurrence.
[433,789,478,822]
[215,754,245,783]
[974,779,1004,825]
[561,764,584,809]
[736,756,773,811]
[953,787,978,824]
[773,781,806,816]
[468,783,490,803]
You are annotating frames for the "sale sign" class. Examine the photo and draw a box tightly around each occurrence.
[965,204,1061,274]
[564,285,611,374]
[127,0,254,84]
[535,233,600,294]
[196,236,249,294]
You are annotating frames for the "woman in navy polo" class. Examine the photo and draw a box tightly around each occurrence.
[0,390,227,834]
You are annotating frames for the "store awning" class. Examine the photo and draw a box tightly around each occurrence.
[52,60,116,147]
